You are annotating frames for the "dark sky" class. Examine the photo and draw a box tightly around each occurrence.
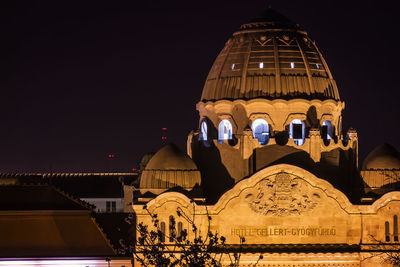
[0,1,399,173]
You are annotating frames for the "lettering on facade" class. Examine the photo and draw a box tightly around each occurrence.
[245,172,320,216]
[230,226,336,237]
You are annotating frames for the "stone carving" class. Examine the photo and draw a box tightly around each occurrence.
[245,172,320,216]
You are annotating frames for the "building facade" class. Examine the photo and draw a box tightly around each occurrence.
[129,9,400,266]
[1,7,399,267]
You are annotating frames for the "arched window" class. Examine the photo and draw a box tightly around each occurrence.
[169,216,175,242]
[322,120,333,140]
[251,119,269,145]
[218,119,232,141]
[289,119,305,146]
[385,221,390,242]
[177,222,183,240]
[160,222,166,242]
[394,215,399,242]
[200,121,208,141]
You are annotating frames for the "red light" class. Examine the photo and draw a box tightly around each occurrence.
[162,128,167,131]
[132,168,137,171]
[108,154,115,158]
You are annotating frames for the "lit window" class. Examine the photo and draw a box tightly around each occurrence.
[289,119,305,146]
[322,120,333,140]
[316,63,320,69]
[218,119,232,141]
[251,119,269,145]
[259,62,264,69]
[200,121,208,141]
[290,62,295,68]
[231,63,235,70]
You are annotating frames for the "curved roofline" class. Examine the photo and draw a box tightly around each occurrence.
[362,143,400,170]
[211,163,358,215]
[143,143,199,171]
[200,9,340,102]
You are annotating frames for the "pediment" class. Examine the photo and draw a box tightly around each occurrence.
[202,164,362,244]
[136,164,364,245]
[211,164,359,215]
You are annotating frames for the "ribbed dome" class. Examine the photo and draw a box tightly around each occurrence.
[140,144,201,194]
[362,143,400,170]
[201,8,339,102]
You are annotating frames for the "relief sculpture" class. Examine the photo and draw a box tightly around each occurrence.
[245,172,320,216]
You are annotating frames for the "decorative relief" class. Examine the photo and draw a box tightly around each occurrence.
[245,172,320,216]
[255,37,272,46]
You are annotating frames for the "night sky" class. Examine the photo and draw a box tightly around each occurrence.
[1,1,399,173]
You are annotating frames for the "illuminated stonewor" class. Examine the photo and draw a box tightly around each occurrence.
[129,8,400,266]
[190,8,358,203]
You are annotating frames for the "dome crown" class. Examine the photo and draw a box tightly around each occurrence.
[362,143,400,170]
[144,143,198,171]
[241,8,301,31]
[201,8,339,102]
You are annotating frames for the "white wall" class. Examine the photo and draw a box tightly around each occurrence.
[81,197,124,213]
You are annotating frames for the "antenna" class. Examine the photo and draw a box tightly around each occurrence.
[161,127,167,142]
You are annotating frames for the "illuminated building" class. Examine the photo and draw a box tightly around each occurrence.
[0,7,399,267]
[129,9,400,266]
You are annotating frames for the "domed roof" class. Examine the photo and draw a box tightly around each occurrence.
[362,143,400,170]
[144,144,198,170]
[201,8,339,102]
[140,144,201,194]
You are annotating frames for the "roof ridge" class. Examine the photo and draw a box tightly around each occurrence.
[50,185,95,210]
[91,216,118,255]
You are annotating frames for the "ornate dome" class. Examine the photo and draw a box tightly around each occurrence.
[201,8,339,102]
[362,143,400,170]
[140,144,201,194]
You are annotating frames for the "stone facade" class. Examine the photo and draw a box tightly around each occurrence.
[131,164,400,266]
[128,8,400,266]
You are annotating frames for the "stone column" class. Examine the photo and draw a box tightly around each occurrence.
[309,128,321,162]
[186,130,195,158]
[347,128,358,168]
[241,129,254,177]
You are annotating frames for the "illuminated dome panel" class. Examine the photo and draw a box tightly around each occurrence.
[201,9,340,102]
